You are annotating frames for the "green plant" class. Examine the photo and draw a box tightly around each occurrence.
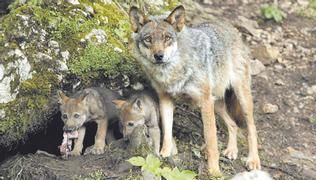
[309,0,316,9]
[261,4,286,23]
[127,154,197,180]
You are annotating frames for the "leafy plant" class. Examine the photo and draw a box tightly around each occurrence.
[309,0,316,9]
[127,154,197,180]
[261,4,286,23]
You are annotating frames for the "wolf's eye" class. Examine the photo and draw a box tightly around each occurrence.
[165,35,172,41]
[128,122,134,127]
[144,36,152,43]
[74,114,80,118]
[62,114,68,119]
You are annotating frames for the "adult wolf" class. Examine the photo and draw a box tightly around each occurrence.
[129,5,260,175]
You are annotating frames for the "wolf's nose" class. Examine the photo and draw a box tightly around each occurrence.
[154,53,164,62]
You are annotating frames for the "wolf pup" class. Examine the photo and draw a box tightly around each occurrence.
[129,5,261,175]
[58,87,120,156]
[112,91,162,155]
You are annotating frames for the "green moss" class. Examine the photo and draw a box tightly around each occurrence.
[0,72,58,148]
[20,72,58,95]
[70,43,135,76]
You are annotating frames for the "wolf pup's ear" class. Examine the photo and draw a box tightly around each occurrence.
[78,91,89,102]
[165,5,185,32]
[129,6,150,33]
[112,100,126,109]
[57,90,69,104]
[133,98,142,110]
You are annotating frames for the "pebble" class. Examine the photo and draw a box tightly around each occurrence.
[262,103,279,114]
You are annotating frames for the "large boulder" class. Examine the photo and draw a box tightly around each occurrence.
[0,0,137,152]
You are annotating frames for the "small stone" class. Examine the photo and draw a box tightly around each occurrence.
[84,29,107,45]
[85,6,94,15]
[36,52,52,61]
[287,146,296,154]
[57,60,68,71]
[131,82,144,91]
[236,16,261,38]
[252,44,280,65]
[275,79,285,86]
[61,51,70,61]
[262,103,279,114]
[306,85,316,95]
[48,40,59,49]
[66,0,80,5]
[250,59,265,75]
[274,64,283,70]
[114,47,123,53]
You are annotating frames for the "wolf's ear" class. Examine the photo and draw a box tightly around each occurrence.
[78,92,89,102]
[165,5,185,32]
[112,100,126,109]
[133,98,142,110]
[129,6,150,33]
[57,90,69,104]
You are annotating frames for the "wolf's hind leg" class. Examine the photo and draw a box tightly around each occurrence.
[233,82,261,170]
[215,100,238,160]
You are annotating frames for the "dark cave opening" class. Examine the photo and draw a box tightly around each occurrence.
[0,112,123,163]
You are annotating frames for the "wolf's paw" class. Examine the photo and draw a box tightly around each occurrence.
[222,146,238,160]
[160,146,172,157]
[246,154,261,170]
[85,145,105,155]
[208,167,222,177]
[69,149,81,156]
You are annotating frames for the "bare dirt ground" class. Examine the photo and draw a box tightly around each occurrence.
[0,0,315,179]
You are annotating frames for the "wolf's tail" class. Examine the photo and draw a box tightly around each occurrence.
[225,88,246,128]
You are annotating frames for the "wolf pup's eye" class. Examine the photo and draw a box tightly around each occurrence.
[144,36,152,43]
[74,113,80,118]
[165,35,172,41]
[62,114,68,119]
[128,122,134,127]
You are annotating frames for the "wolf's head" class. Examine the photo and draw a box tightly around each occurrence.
[58,91,89,132]
[112,98,146,139]
[129,5,185,65]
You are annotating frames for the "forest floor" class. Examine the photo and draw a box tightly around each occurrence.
[0,0,316,179]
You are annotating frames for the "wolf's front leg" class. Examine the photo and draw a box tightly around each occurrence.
[86,119,108,155]
[159,93,175,157]
[70,126,86,156]
[200,93,221,176]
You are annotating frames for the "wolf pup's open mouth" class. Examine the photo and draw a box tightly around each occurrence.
[59,130,79,157]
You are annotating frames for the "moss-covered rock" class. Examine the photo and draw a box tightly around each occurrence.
[0,0,136,150]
